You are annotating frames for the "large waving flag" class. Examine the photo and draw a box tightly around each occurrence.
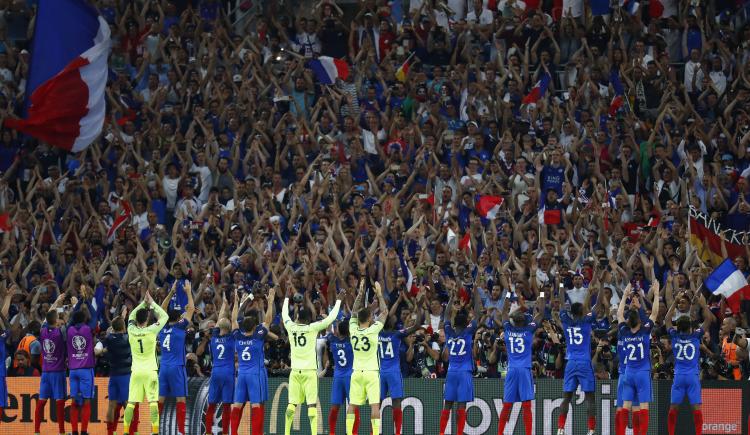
[476,195,504,219]
[309,56,349,84]
[522,73,551,105]
[689,206,748,266]
[4,0,111,152]
[398,253,420,297]
[107,200,132,244]
[705,259,750,313]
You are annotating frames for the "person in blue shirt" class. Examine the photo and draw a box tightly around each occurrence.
[325,320,354,435]
[438,286,481,435]
[555,282,600,435]
[665,291,714,435]
[378,304,422,435]
[498,291,546,435]
[157,280,195,435]
[230,287,276,435]
[615,282,660,435]
[205,297,235,435]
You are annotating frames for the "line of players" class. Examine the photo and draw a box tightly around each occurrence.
[23,277,746,435]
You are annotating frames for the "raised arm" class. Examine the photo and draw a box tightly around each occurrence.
[184,280,195,320]
[162,281,177,311]
[312,298,342,332]
[664,299,676,330]
[649,281,660,324]
[231,289,240,331]
[617,283,633,323]
[263,286,276,327]
[534,293,546,325]
[282,296,292,325]
[352,278,366,313]
[374,281,388,324]
[501,291,512,323]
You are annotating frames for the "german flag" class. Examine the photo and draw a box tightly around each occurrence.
[689,206,748,266]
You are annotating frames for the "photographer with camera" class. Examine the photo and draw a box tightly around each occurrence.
[719,315,748,380]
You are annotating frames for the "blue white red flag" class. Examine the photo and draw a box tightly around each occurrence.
[705,259,750,313]
[522,73,551,105]
[308,56,350,84]
[4,0,111,152]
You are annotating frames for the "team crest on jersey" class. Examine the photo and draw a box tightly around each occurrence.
[72,335,87,351]
[43,339,56,354]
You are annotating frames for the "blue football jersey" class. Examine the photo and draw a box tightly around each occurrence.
[378,330,406,373]
[670,328,702,375]
[0,331,6,377]
[503,321,537,369]
[618,321,653,372]
[210,328,235,372]
[234,326,267,373]
[560,311,594,361]
[445,320,477,372]
[326,334,353,377]
[158,319,189,367]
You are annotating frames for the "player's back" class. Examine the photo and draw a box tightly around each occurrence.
[158,319,189,367]
[327,333,353,377]
[210,329,235,373]
[349,318,383,371]
[234,325,267,373]
[445,320,477,372]
[105,332,132,376]
[67,323,95,369]
[503,321,536,369]
[378,330,405,372]
[286,322,322,370]
[670,328,702,375]
[618,321,653,373]
[128,322,161,372]
[40,323,66,371]
[560,311,594,361]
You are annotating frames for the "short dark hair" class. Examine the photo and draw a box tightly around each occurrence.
[45,310,58,326]
[358,307,371,324]
[168,309,182,322]
[112,317,126,332]
[297,307,313,324]
[136,308,150,325]
[72,310,86,325]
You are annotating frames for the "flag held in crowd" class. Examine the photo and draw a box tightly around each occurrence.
[3,0,110,152]
[309,56,350,84]
[705,259,750,313]
[0,213,11,233]
[538,206,561,225]
[107,200,133,243]
[689,206,749,266]
[522,73,551,105]
[476,195,504,219]
[395,54,413,82]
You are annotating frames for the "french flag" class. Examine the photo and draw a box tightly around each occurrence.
[4,0,110,152]
[476,195,504,219]
[609,69,626,116]
[309,56,350,85]
[398,253,420,297]
[705,259,750,313]
[621,0,640,15]
[522,73,551,105]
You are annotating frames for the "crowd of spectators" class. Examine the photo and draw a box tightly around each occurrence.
[0,0,750,383]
